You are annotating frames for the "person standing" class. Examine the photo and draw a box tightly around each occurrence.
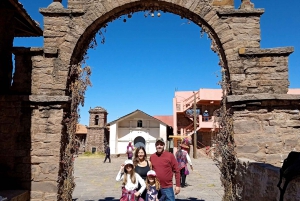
[150,137,181,201]
[203,110,209,121]
[126,141,134,159]
[175,144,193,188]
[145,170,165,201]
[104,145,111,163]
[116,159,146,201]
[133,146,152,200]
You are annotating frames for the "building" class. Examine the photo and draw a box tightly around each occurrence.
[173,88,222,150]
[75,108,172,155]
[172,88,300,152]
[108,110,172,155]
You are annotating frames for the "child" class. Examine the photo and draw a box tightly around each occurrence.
[145,170,165,201]
[116,159,146,201]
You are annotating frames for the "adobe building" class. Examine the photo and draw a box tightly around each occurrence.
[173,88,222,150]
[75,109,172,155]
[108,110,172,155]
[173,88,300,155]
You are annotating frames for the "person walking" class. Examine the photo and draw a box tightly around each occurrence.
[150,137,181,201]
[103,145,111,163]
[133,146,152,200]
[145,170,165,201]
[116,159,146,201]
[126,141,135,159]
[175,143,193,188]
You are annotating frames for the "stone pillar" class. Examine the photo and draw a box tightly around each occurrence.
[29,96,70,201]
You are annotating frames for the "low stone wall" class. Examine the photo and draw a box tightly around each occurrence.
[236,158,300,200]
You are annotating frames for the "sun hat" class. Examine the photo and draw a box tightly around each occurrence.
[155,137,165,144]
[124,159,133,166]
[147,170,156,177]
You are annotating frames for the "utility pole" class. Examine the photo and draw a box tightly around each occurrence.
[193,92,198,159]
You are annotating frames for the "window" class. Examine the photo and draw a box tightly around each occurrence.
[137,120,143,128]
[95,115,99,125]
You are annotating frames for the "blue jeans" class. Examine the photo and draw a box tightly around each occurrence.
[161,187,175,201]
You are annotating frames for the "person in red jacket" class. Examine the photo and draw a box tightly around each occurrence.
[150,137,181,201]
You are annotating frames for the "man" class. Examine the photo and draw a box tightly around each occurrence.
[150,137,181,200]
[103,145,111,163]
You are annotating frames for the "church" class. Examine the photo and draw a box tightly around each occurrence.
[75,107,173,155]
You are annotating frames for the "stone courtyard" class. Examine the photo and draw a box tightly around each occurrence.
[72,155,223,201]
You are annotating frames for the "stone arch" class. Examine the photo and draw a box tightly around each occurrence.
[42,0,235,95]
[69,2,228,67]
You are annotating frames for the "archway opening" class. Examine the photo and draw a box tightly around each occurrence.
[63,2,230,200]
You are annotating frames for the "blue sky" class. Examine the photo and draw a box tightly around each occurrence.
[14,0,300,125]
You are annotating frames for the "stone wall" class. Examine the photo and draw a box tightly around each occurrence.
[30,104,65,201]
[86,128,106,153]
[0,96,31,190]
[236,158,300,200]
[228,95,300,166]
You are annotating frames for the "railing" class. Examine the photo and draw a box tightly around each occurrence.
[182,91,200,111]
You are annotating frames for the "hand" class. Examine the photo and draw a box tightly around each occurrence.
[134,191,140,197]
[190,165,193,171]
[120,164,125,171]
[174,186,180,195]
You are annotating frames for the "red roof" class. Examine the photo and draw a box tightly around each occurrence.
[153,115,173,127]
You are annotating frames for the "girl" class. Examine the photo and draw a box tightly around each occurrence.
[145,170,165,201]
[116,159,146,201]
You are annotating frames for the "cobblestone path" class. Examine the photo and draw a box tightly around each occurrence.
[72,155,223,201]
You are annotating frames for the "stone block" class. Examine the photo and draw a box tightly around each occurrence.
[212,0,234,6]
[234,120,261,134]
[31,191,44,199]
[236,145,260,153]
[31,181,58,193]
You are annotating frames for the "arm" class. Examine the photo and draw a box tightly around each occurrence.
[186,152,193,170]
[158,189,166,201]
[171,154,181,188]
[148,160,152,170]
[116,164,125,181]
[135,173,146,195]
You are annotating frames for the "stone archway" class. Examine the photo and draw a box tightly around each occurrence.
[1,0,300,200]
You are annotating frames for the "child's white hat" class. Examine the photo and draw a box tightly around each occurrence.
[147,170,156,176]
[124,159,133,166]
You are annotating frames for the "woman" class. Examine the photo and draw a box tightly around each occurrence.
[126,141,135,159]
[175,143,193,188]
[133,146,152,200]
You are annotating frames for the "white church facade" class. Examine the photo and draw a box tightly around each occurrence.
[108,110,168,155]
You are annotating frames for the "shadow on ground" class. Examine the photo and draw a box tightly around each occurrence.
[72,197,205,201]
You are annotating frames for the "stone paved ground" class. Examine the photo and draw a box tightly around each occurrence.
[72,155,223,201]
